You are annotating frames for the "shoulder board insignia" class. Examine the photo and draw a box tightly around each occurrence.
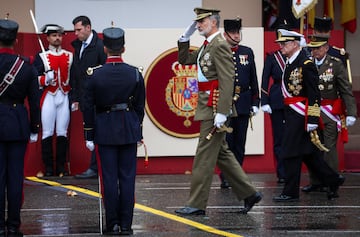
[332,46,346,55]
[304,60,312,65]
[330,56,340,62]
[86,65,102,76]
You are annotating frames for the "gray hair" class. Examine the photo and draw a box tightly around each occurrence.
[209,14,220,28]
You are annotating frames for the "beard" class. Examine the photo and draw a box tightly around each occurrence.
[198,24,212,37]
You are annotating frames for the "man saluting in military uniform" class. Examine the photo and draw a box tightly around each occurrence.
[301,24,357,196]
[82,26,145,235]
[0,17,40,237]
[175,7,261,216]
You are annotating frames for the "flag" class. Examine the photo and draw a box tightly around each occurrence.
[324,0,334,20]
[308,5,316,28]
[340,0,357,33]
[292,0,318,19]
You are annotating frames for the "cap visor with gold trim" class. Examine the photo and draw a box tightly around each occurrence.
[275,29,303,42]
[307,34,329,48]
[193,7,220,21]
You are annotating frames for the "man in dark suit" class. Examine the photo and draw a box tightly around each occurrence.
[83,26,145,235]
[272,29,345,202]
[218,18,260,188]
[70,15,107,179]
[175,8,261,216]
[0,18,40,237]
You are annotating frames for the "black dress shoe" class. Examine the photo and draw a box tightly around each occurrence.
[74,168,97,179]
[120,227,133,235]
[239,192,262,214]
[273,194,299,202]
[175,207,205,215]
[301,184,325,193]
[7,229,23,237]
[327,175,345,200]
[104,224,120,235]
[220,180,231,189]
[44,171,53,177]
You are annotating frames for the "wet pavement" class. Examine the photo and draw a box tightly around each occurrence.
[20,173,360,236]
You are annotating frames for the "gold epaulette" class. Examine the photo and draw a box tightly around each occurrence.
[304,60,313,65]
[332,46,346,55]
[86,65,103,76]
[307,103,320,117]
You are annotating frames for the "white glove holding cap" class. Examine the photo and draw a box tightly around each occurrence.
[29,133,38,143]
[45,70,54,85]
[214,113,227,128]
[307,123,318,132]
[85,140,95,151]
[251,106,259,115]
[261,104,272,114]
[179,21,197,42]
[346,116,356,127]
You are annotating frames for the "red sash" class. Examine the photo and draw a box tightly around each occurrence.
[198,80,219,106]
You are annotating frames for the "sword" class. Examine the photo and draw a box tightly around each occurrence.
[346,54,352,84]
[29,9,51,71]
[249,112,254,131]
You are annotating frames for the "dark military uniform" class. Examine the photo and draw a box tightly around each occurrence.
[226,44,260,166]
[272,29,344,201]
[0,19,40,236]
[278,49,342,199]
[83,27,145,235]
[261,50,286,181]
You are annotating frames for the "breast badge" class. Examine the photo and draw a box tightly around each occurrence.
[239,54,249,65]
[319,68,333,82]
[288,67,303,95]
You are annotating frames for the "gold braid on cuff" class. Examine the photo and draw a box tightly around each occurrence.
[307,104,320,117]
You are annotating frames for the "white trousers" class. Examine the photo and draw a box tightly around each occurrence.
[41,91,70,139]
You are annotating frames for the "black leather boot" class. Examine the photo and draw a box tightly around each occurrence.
[56,136,68,177]
[41,136,53,176]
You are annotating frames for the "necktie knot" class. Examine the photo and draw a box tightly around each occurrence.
[203,40,208,47]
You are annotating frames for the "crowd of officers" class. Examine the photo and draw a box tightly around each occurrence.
[0,7,357,236]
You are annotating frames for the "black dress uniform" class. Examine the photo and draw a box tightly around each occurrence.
[83,27,145,235]
[223,18,260,167]
[0,19,40,237]
[261,50,286,182]
[272,30,344,202]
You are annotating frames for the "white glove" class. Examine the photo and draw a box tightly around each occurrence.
[214,113,227,128]
[346,116,356,127]
[29,133,38,143]
[71,102,79,111]
[45,70,54,85]
[261,104,272,114]
[85,140,95,151]
[179,21,197,42]
[307,123,318,132]
[251,106,259,115]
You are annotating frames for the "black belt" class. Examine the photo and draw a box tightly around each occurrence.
[96,103,129,113]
